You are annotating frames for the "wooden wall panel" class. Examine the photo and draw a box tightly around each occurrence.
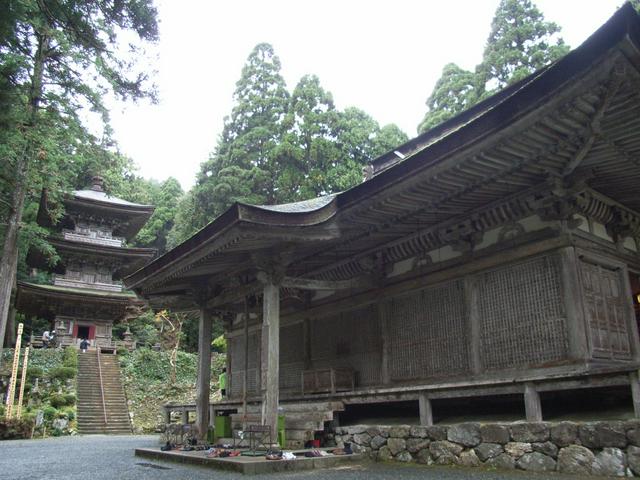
[478,255,569,370]
[388,280,469,380]
[310,305,381,386]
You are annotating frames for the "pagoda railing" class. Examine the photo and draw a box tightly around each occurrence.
[62,230,123,247]
[53,277,123,292]
[97,348,108,425]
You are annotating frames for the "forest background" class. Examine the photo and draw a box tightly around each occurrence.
[1,0,637,351]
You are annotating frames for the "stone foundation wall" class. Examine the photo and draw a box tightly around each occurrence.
[333,421,640,477]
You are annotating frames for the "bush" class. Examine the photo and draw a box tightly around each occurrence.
[42,406,58,421]
[49,393,75,408]
[49,366,76,381]
[26,366,44,379]
[0,419,33,440]
[62,347,77,368]
[61,407,76,421]
[212,334,227,353]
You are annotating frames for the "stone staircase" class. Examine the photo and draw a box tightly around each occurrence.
[227,400,344,449]
[77,350,132,434]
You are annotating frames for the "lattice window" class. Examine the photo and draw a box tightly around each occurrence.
[280,323,304,390]
[310,305,381,386]
[388,280,469,380]
[479,255,568,370]
[229,331,260,397]
[580,260,632,360]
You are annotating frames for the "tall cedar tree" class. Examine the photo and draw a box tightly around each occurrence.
[0,1,158,348]
[192,43,289,229]
[418,63,479,133]
[418,0,569,133]
[176,44,408,244]
[477,0,569,92]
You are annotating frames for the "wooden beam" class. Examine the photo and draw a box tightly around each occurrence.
[261,280,280,442]
[206,282,261,309]
[465,275,482,374]
[281,276,371,291]
[195,308,214,440]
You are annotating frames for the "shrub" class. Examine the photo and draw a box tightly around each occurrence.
[42,406,57,421]
[61,407,76,421]
[49,393,76,408]
[49,366,76,381]
[62,347,77,368]
[0,419,33,440]
[26,366,44,379]
[212,334,227,353]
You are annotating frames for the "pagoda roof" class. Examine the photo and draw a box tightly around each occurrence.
[37,177,155,241]
[125,4,640,309]
[16,281,140,320]
[27,237,156,279]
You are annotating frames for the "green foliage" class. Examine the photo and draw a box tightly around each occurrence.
[42,405,58,422]
[418,0,570,133]
[26,366,44,379]
[478,0,570,92]
[62,346,77,368]
[174,43,408,243]
[49,366,77,381]
[132,177,184,254]
[49,393,75,408]
[418,63,479,133]
[212,335,227,353]
[120,347,198,382]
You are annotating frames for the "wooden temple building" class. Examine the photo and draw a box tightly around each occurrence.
[17,176,155,350]
[126,5,640,442]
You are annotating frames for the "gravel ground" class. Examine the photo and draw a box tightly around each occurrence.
[0,435,589,480]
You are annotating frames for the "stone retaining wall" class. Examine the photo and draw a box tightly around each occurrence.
[333,421,640,477]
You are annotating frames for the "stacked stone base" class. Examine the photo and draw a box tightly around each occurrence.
[334,421,640,477]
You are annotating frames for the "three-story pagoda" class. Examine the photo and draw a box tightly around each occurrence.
[16,176,155,349]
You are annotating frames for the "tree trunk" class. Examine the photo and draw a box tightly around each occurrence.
[0,32,48,360]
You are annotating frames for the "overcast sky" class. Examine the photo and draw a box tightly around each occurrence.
[108,0,626,189]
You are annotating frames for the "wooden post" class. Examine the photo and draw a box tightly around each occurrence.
[164,407,171,425]
[261,280,280,442]
[16,346,29,419]
[559,247,589,361]
[419,393,433,426]
[464,276,482,374]
[195,308,213,440]
[181,408,188,425]
[524,382,543,422]
[379,303,391,385]
[243,297,250,420]
[630,371,640,418]
[6,323,23,419]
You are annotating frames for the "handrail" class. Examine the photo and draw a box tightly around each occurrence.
[96,348,108,425]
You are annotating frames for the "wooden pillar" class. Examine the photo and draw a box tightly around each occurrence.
[419,393,433,426]
[630,371,640,418]
[464,275,482,374]
[559,247,589,361]
[261,280,280,442]
[379,303,391,385]
[195,307,213,440]
[164,407,171,425]
[524,382,543,422]
[303,318,312,370]
[181,408,188,425]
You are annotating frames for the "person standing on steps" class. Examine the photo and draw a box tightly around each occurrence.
[80,338,90,353]
[42,330,50,348]
[219,368,227,398]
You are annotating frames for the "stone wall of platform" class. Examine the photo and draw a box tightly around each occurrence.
[333,421,640,476]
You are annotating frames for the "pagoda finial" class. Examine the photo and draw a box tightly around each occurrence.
[91,176,105,192]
